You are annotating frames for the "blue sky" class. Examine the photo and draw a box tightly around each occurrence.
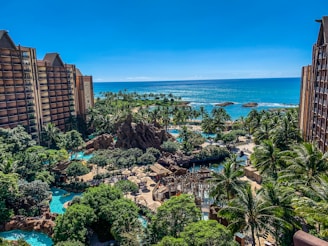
[1,0,327,81]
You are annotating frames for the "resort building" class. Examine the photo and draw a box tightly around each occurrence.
[0,30,94,139]
[299,16,328,152]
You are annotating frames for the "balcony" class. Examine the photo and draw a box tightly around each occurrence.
[8,115,18,122]
[17,101,26,107]
[19,115,27,121]
[0,118,9,124]
[5,95,15,101]
[7,101,16,108]
[0,110,8,117]
[18,108,27,114]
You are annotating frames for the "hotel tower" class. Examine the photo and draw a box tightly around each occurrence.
[299,16,328,152]
[0,30,94,140]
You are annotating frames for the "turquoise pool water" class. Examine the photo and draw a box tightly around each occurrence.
[236,155,248,166]
[0,230,53,246]
[50,188,82,214]
[70,151,93,161]
[188,155,247,173]
[202,212,209,220]
[138,215,148,228]
[168,128,180,134]
[189,164,223,173]
[168,129,216,139]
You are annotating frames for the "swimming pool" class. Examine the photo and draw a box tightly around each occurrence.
[236,154,248,166]
[0,230,53,246]
[168,128,216,140]
[202,212,209,220]
[50,188,82,214]
[168,128,180,134]
[138,215,148,228]
[189,164,223,173]
[70,151,94,161]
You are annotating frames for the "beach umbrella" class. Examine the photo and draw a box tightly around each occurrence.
[122,170,131,175]
[128,176,137,181]
[133,178,141,184]
[132,166,139,172]
[141,177,148,183]
[137,173,146,178]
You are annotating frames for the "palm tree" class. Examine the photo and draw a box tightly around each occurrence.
[199,106,206,119]
[219,185,283,246]
[251,140,282,180]
[211,107,231,132]
[292,175,328,237]
[260,181,296,245]
[272,117,300,150]
[210,156,245,204]
[280,142,328,188]
[0,156,18,174]
[201,115,215,134]
[253,120,271,144]
[42,123,60,148]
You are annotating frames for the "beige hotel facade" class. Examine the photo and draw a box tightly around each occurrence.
[0,30,94,140]
[299,17,328,152]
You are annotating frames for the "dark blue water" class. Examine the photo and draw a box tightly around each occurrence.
[93,78,300,119]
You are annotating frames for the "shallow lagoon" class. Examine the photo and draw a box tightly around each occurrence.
[0,230,53,246]
[70,151,93,161]
[50,188,82,214]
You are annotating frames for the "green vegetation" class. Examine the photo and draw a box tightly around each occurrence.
[66,161,90,179]
[155,216,237,246]
[88,147,160,170]
[0,238,30,246]
[150,194,201,243]
[114,180,139,194]
[160,141,180,153]
[54,184,141,245]
[208,108,328,245]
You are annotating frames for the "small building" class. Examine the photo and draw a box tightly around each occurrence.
[149,163,172,178]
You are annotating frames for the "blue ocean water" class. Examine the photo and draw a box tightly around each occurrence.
[93,78,300,120]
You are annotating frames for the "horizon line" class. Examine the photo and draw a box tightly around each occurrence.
[93,76,301,83]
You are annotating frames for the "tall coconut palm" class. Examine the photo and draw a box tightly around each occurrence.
[292,175,328,237]
[253,120,271,144]
[280,142,328,188]
[219,185,283,246]
[251,140,282,180]
[199,105,207,119]
[42,123,60,148]
[272,117,300,150]
[261,181,296,245]
[210,156,245,204]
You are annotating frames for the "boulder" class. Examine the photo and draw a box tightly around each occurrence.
[115,115,173,150]
[215,102,234,107]
[242,102,258,107]
[85,134,114,150]
[158,152,193,168]
[4,213,57,236]
[84,148,94,155]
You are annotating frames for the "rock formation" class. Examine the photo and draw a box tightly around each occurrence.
[115,115,172,150]
[215,102,234,107]
[85,133,114,150]
[242,102,258,107]
[158,152,194,168]
[4,212,57,236]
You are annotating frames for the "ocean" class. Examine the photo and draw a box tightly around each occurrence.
[93,77,300,120]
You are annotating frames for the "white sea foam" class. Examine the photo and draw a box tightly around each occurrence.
[257,102,298,108]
